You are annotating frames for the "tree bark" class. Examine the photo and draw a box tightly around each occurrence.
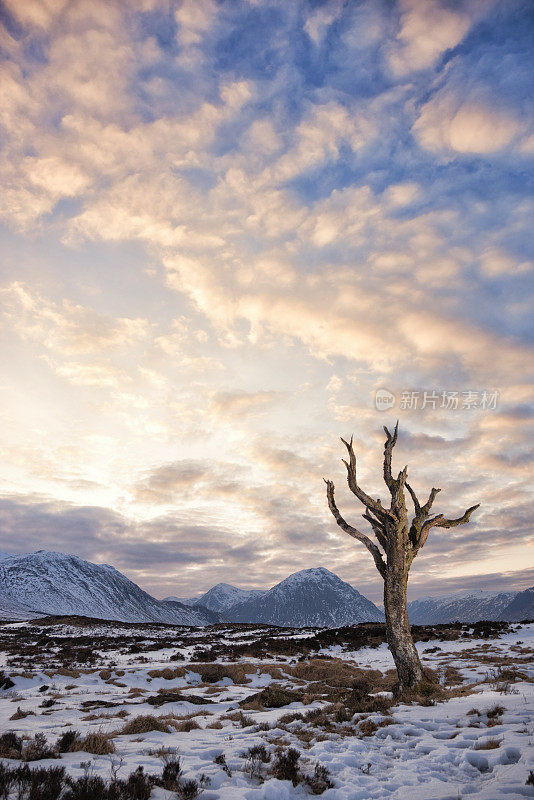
[384,566,423,691]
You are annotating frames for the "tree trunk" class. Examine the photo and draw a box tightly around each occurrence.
[383,567,423,692]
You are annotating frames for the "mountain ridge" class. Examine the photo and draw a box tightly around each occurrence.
[0,550,222,626]
[226,566,385,627]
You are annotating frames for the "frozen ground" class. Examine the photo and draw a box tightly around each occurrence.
[0,618,533,799]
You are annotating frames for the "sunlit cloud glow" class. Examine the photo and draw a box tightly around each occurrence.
[0,0,532,601]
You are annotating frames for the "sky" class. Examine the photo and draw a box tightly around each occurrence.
[0,0,533,604]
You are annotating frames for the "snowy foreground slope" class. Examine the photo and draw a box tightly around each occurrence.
[0,618,532,799]
[0,551,222,625]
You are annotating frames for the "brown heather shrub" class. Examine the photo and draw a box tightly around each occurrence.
[486,704,505,719]
[474,738,501,750]
[175,719,200,732]
[241,685,302,710]
[83,708,130,721]
[443,666,464,686]
[206,720,223,729]
[147,667,186,680]
[0,732,23,759]
[73,732,115,755]
[43,668,82,678]
[10,706,35,720]
[99,670,112,680]
[224,711,255,727]
[21,733,60,761]
[120,714,172,735]
[190,662,284,685]
[290,659,383,690]
[359,719,379,737]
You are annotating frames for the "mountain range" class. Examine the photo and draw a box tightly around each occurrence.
[0,549,531,626]
[0,551,222,626]
[406,589,519,625]
[221,567,384,627]
[164,583,265,611]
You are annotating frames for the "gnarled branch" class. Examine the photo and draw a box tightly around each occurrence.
[383,421,398,494]
[416,503,480,552]
[325,479,387,579]
[362,510,389,552]
[340,436,392,521]
[421,487,441,516]
[405,482,420,514]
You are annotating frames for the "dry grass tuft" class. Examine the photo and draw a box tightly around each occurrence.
[10,707,35,720]
[147,666,186,680]
[474,738,501,750]
[175,719,200,732]
[119,714,172,735]
[68,732,115,755]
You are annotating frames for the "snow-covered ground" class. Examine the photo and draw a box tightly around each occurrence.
[0,619,533,798]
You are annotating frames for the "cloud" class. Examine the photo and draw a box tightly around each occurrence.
[386,0,474,76]
[304,0,345,45]
[0,0,532,601]
[210,390,283,418]
[414,95,527,155]
[134,460,210,503]
[1,283,149,355]
[412,7,533,157]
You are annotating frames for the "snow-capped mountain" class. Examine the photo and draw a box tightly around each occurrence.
[407,589,518,624]
[227,567,384,627]
[0,551,222,625]
[165,582,266,612]
[0,587,44,620]
[500,587,534,621]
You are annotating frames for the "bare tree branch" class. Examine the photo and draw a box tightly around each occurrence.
[325,479,387,579]
[362,510,389,552]
[407,485,441,552]
[416,504,480,552]
[432,504,480,529]
[405,482,420,514]
[383,421,398,494]
[421,487,441,516]
[340,436,392,521]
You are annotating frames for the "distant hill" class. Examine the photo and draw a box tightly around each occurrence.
[226,567,384,627]
[0,550,222,625]
[165,582,266,612]
[500,587,534,621]
[407,589,517,625]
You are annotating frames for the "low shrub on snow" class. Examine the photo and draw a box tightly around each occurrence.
[474,738,501,750]
[22,732,60,761]
[240,685,302,709]
[303,763,335,795]
[0,731,23,758]
[272,747,301,785]
[241,744,271,779]
[0,763,65,800]
[119,714,171,734]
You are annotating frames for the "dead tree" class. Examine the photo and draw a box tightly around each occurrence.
[325,423,479,692]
